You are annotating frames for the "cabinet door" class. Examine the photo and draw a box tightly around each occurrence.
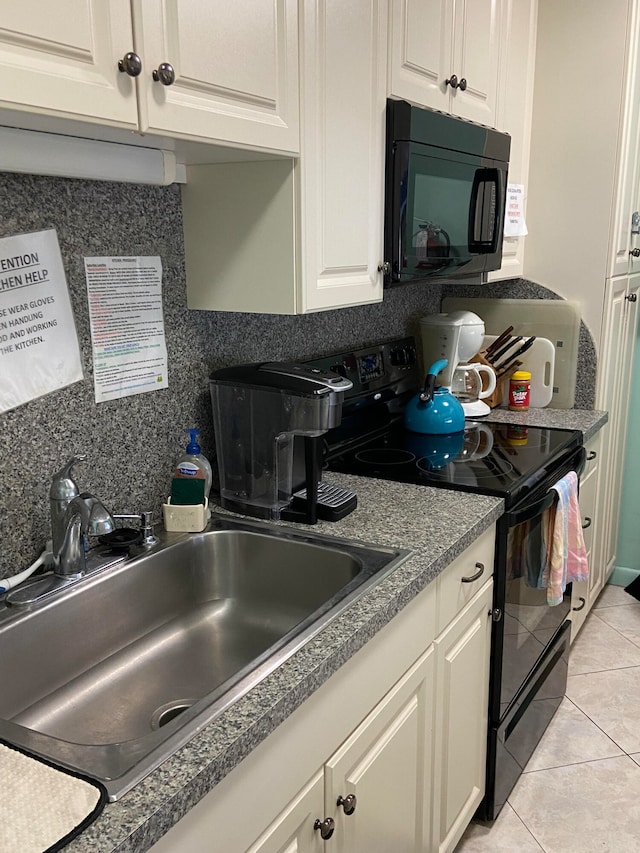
[488,0,537,281]
[0,0,137,128]
[596,275,639,592]
[571,436,600,642]
[298,0,386,312]
[609,1,640,277]
[450,0,502,125]
[388,0,453,112]
[324,646,436,853]
[247,772,324,853]
[134,0,299,153]
[433,581,493,853]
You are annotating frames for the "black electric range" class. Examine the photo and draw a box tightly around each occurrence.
[306,336,585,821]
[325,418,582,509]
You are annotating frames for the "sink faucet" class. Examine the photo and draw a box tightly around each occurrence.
[50,456,86,559]
[55,493,115,577]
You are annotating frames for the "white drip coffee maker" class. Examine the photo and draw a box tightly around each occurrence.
[419,310,494,417]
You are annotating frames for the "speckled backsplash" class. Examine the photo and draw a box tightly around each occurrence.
[0,172,596,577]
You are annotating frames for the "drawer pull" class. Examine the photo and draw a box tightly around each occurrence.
[314,817,335,840]
[461,562,485,583]
[337,794,357,815]
[572,596,586,612]
[582,516,592,529]
[587,450,598,461]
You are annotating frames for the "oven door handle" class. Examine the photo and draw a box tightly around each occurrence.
[504,447,587,527]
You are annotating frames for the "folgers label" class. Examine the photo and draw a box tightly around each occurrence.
[508,371,531,411]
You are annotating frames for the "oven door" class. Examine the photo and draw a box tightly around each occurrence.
[489,445,586,719]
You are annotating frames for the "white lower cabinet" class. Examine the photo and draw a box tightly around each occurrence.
[247,773,325,853]
[432,581,493,853]
[570,432,601,642]
[149,526,495,853]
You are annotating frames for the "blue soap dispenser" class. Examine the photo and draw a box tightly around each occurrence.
[173,428,213,497]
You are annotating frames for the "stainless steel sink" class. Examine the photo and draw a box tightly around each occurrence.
[0,515,409,799]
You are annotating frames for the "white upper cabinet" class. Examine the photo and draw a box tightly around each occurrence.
[0,0,299,154]
[183,0,387,314]
[389,0,503,126]
[488,0,537,281]
[0,0,138,128]
[133,0,299,152]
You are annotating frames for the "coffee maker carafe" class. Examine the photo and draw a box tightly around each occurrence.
[210,362,356,523]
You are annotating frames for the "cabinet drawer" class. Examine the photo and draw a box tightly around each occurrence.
[437,526,495,634]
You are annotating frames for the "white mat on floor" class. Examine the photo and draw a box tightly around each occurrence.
[0,741,106,853]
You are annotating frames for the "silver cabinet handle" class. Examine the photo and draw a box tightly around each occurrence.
[630,248,640,258]
[586,450,597,460]
[337,794,357,815]
[314,817,335,840]
[582,516,592,529]
[572,596,586,612]
[153,62,176,85]
[461,562,485,583]
[626,292,638,302]
[118,52,142,77]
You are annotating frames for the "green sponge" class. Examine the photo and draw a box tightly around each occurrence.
[170,477,206,506]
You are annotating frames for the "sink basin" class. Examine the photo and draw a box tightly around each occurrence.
[0,515,409,799]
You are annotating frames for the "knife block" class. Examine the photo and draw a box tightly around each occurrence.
[469,351,503,408]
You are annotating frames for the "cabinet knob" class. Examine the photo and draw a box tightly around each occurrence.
[337,793,357,815]
[461,562,485,583]
[377,262,390,274]
[629,248,640,258]
[118,52,142,77]
[626,292,638,302]
[152,62,176,86]
[314,817,335,840]
[572,596,586,612]
[458,77,468,91]
[581,516,592,529]
[586,450,597,460]
[445,74,459,89]
[489,607,502,622]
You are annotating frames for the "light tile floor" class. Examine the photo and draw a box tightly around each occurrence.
[456,583,640,853]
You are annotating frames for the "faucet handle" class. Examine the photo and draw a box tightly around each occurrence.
[50,455,87,501]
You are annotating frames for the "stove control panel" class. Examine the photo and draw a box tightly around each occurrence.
[304,337,419,398]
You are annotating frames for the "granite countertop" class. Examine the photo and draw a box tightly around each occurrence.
[63,408,608,852]
[484,407,607,442]
[64,474,503,853]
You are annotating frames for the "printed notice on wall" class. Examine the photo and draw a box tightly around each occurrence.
[84,256,168,404]
[504,183,528,237]
[0,229,83,415]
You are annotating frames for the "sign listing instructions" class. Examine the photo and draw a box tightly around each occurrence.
[84,256,168,403]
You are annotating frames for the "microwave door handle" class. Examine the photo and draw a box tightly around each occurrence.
[468,167,501,254]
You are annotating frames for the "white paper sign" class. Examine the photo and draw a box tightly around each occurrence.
[0,229,83,414]
[84,256,168,403]
[504,183,528,237]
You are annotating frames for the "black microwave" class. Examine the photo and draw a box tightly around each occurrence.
[384,99,510,285]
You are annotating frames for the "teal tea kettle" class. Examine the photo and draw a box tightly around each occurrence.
[404,359,465,435]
